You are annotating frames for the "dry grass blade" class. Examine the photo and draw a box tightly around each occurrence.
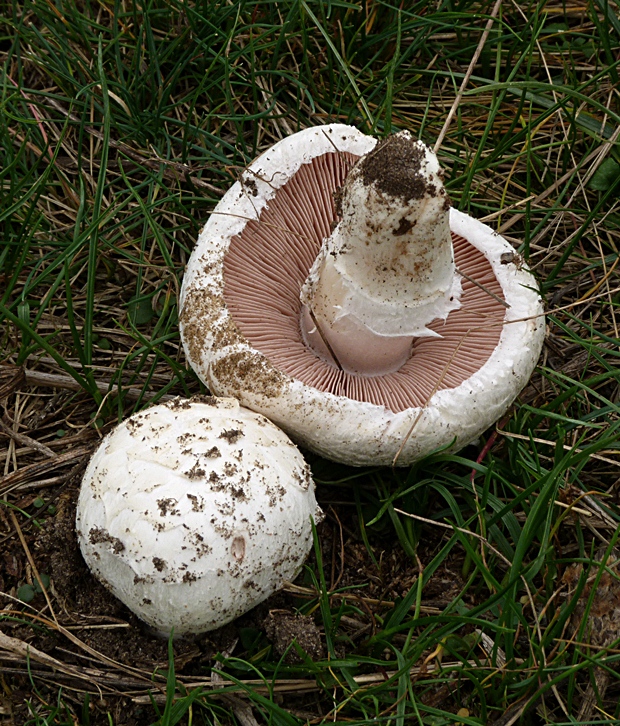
[0,445,94,495]
[0,417,57,458]
[0,630,91,682]
[433,0,503,152]
[22,368,175,402]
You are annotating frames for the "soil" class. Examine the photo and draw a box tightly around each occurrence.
[263,610,324,663]
[357,132,448,204]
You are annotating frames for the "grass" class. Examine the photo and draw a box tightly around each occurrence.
[1,0,620,723]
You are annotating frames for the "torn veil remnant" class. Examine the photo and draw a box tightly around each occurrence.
[76,397,321,636]
[180,125,545,466]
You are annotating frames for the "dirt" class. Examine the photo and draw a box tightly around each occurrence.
[357,131,448,204]
[264,610,324,664]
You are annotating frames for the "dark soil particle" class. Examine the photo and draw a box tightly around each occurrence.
[333,185,344,217]
[156,497,179,515]
[393,216,415,236]
[219,428,243,444]
[88,526,125,554]
[185,462,206,479]
[187,493,204,511]
[163,396,193,410]
[357,132,447,203]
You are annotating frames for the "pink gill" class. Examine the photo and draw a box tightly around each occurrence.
[223,152,505,413]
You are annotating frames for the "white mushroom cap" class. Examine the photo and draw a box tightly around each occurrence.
[76,397,321,636]
[180,125,545,467]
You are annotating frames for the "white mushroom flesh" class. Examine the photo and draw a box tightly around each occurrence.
[76,398,321,636]
[300,132,461,375]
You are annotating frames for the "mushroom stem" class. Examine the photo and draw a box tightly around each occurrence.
[300,132,462,376]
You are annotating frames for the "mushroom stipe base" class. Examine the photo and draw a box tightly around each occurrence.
[180,124,545,466]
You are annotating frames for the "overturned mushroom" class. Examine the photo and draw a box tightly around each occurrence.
[180,125,544,466]
[76,397,321,636]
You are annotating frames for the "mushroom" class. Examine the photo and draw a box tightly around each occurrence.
[180,125,544,466]
[76,397,322,636]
